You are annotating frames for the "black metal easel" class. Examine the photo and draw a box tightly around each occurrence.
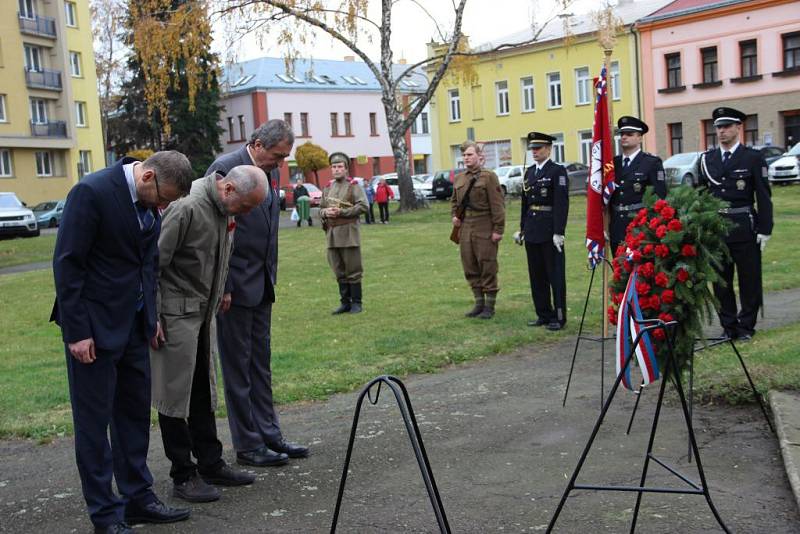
[548,318,731,533]
[330,375,451,534]
[563,260,615,409]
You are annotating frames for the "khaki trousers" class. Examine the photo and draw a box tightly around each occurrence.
[327,247,363,283]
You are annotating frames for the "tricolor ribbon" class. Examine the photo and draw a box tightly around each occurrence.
[616,266,661,390]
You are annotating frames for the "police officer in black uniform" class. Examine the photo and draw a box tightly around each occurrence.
[519,132,569,331]
[699,106,773,341]
[609,116,667,255]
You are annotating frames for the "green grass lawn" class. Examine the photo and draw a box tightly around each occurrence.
[0,233,56,269]
[1,186,799,439]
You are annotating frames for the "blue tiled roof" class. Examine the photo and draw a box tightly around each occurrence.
[222,56,428,94]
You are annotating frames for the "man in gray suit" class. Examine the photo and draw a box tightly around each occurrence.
[207,120,309,467]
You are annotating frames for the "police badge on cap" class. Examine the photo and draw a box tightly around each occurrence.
[712,107,747,127]
[617,116,649,135]
[527,131,556,149]
[328,151,350,168]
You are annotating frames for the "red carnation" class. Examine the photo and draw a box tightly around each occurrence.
[656,225,668,239]
[638,208,649,219]
[655,272,669,287]
[627,222,636,233]
[658,312,675,323]
[660,206,676,220]
[616,245,626,258]
[681,244,697,257]
[608,305,618,325]
[631,250,643,263]
[643,244,654,255]
[653,329,666,341]
[649,293,661,309]
[655,244,670,258]
[639,262,655,279]
[227,220,237,232]
[667,219,683,232]
[636,281,651,295]
[661,289,675,304]
[613,270,621,282]
[676,268,690,282]
[623,260,633,273]
[612,291,623,305]
[654,199,668,211]
[649,217,662,230]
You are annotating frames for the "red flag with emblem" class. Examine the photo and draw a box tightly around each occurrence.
[586,65,615,267]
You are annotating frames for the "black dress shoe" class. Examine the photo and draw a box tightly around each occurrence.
[201,463,256,486]
[125,496,191,524]
[237,446,289,467]
[528,318,547,327]
[172,473,220,503]
[268,439,310,459]
[94,523,133,534]
[547,321,562,331]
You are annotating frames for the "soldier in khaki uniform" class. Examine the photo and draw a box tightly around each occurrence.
[451,141,506,319]
[320,152,368,314]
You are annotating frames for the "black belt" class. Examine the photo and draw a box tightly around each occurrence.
[528,205,552,212]
[718,206,752,215]
[614,202,644,212]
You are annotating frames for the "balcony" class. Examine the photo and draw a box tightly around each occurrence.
[18,14,56,38]
[25,68,62,91]
[30,121,67,138]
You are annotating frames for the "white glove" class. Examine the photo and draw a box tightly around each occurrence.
[553,234,565,253]
[513,231,524,246]
[757,234,770,252]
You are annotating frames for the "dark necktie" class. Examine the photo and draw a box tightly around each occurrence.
[136,202,154,231]
[723,151,731,166]
[536,166,544,178]
[623,157,630,169]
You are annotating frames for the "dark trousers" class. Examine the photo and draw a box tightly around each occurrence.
[714,238,761,337]
[158,324,224,484]
[378,202,390,222]
[525,240,567,325]
[364,202,375,224]
[65,313,155,528]
[217,302,281,452]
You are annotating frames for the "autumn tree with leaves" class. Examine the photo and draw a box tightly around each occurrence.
[294,142,329,186]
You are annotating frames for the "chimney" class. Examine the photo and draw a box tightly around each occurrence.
[343,55,355,62]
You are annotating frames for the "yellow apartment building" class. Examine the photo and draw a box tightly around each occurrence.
[428,0,671,171]
[0,0,104,205]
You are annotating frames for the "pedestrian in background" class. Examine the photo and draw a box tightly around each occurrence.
[364,178,376,224]
[293,177,312,227]
[375,178,394,224]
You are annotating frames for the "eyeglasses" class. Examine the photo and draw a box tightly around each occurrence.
[152,173,181,205]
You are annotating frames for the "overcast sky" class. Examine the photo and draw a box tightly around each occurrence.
[212,0,600,65]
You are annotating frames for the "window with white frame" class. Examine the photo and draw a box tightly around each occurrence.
[78,150,92,177]
[24,45,42,72]
[35,151,52,176]
[420,112,429,134]
[0,95,7,122]
[520,76,535,112]
[614,134,622,156]
[69,51,82,77]
[449,89,461,122]
[610,61,620,101]
[495,81,509,115]
[19,0,35,19]
[0,149,12,177]
[575,67,591,105]
[65,2,77,27]
[579,130,593,165]
[552,133,565,163]
[547,72,562,108]
[30,98,47,124]
[75,101,86,126]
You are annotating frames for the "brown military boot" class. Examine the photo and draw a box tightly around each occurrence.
[465,289,484,317]
[478,292,496,319]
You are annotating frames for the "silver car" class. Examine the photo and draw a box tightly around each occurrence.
[493,165,524,195]
[0,192,39,238]
[768,143,800,185]
[663,152,701,187]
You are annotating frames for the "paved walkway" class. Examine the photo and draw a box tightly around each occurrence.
[1,290,799,533]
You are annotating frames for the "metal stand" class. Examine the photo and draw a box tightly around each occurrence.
[547,319,731,533]
[563,261,615,409]
[330,375,451,534]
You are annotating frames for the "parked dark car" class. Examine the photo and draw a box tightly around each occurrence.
[431,169,457,200]
[751,145,786,166]
[564,162,590,192]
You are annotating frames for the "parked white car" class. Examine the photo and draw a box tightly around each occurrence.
[493,165,525,195]
[0,192,39,238]
[412,173,434,199]
[768,143,800,185]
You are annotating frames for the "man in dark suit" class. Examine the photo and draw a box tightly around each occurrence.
[520,132,569,331]
[610,116,667,255]
[208,119,309,468]
[699,106,773,340]
[52,151,195,534]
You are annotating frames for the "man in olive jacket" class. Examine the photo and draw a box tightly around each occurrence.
[150,166,267,503]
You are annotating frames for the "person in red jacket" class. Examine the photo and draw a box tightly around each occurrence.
[374,178,394,224]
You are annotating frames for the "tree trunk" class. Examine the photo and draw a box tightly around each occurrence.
[392,135,416,211]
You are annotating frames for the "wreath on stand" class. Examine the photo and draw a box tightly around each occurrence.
[608,187,732,375]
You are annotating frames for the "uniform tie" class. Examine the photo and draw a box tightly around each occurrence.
[723,151,731,166]
[623,157,630,169]
[136,201,155,231]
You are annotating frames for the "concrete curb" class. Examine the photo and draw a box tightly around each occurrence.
[770,390,800,513]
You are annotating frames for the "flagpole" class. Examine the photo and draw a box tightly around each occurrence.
[602,48,613,338]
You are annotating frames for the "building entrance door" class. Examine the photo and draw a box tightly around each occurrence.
[783,111,800,148]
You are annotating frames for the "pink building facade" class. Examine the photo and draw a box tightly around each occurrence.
[637,0,800,156]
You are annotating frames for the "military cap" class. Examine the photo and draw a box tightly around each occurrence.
[527,132,556,149]
[328,151,350,168]
[617,116,649,135]
[712,106,747,127]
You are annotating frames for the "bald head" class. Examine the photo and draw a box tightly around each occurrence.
[217,165,268,215]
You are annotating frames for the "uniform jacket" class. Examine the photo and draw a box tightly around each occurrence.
[451,168,505,236]
[51,158,160,351]
[374,183,394,203]
[320,178,368,248]
[205,145,281,307]
[700,145,773,243]
[610,151,666,244]
[150,175,234,418]
[520,160,569,244]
